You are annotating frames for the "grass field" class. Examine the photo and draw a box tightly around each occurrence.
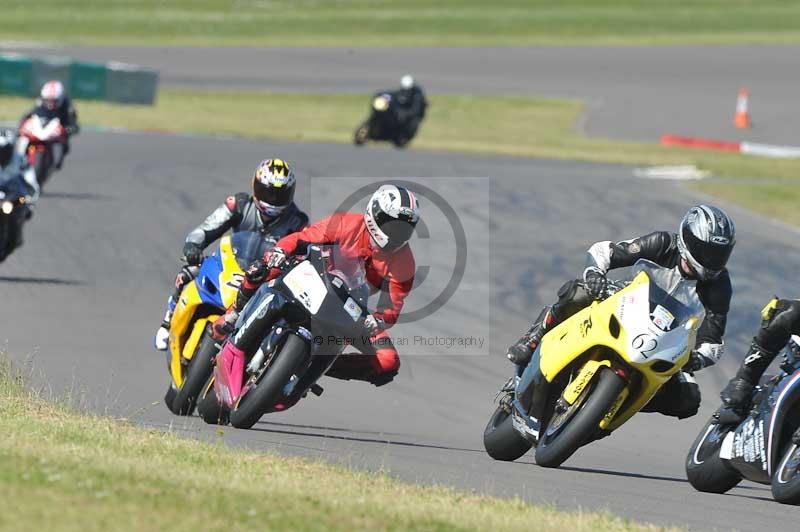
[4,90,800,225]
[0,359,674,532]
[2,1,800,47]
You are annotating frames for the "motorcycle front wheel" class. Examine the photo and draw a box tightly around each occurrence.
[353,123,369,145]
[34,150,50,187]
[534,367,624,468]
[229,334,309,429]
[483,405,532,461]
[197,378,229,425]
[169,327,218,416]
[685,417,741,493]
[0,218,9,262]
[772,443,800,504]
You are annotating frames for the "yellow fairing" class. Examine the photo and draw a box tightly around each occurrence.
[538,271,699,433]
[168,236,245,387]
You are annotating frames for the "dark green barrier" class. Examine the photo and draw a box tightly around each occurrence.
[0,54,157,105]
[0,55,33,95]
[70,61,107,100]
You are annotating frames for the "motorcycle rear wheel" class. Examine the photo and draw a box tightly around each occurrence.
[685,417,741,494]
[229,334,308,429]
[483,405,533,461]
[534,367,624,468]
[772,443,800,504]
[169,327,218,416]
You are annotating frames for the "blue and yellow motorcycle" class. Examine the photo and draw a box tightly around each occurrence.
[164,231,274,415]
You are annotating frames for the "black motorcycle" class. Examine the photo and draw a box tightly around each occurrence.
[353,92,416,148]
[0,176,31,263]
[686,343,800,504]
[197,244,371,429]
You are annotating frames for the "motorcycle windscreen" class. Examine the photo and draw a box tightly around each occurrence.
[229,230,276,269]
[632,259,705,331]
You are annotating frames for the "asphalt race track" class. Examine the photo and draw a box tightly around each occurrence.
[5,43,800,145]
[3,130,800,530]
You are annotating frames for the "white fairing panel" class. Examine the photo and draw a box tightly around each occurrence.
[616,260,705,365]
[283,260,327,314]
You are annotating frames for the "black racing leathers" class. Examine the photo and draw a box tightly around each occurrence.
[390,87,427,137]
[185,193,308,251]
[732,299,800,385]
[586,231,732,370]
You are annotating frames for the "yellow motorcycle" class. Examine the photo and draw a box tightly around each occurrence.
[164,231,274,415]
[484,259,705,467]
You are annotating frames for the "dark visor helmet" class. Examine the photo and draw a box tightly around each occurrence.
[677,204,736,281]
[364,184,420,251]
[252,158,296,218]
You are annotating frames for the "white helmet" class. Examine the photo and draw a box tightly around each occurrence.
[40,80,65,110]
[400,74,415,90]
[364,184,420,250]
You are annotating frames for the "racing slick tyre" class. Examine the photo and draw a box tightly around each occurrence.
[0,220,9,263]
[169,328,218,416]
[772,443,800,504]
[229,334,309,429]
[685,418,741,493]
[197,379,229,425]
[483,405,533,461]
[353,124,369,145]
[535,367,624,468]
[33,150,50,187]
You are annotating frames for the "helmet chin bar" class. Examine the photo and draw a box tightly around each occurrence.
[256,200,286,220]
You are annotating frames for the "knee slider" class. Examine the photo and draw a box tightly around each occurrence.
[556,279,579,301]
[676,382,701,419]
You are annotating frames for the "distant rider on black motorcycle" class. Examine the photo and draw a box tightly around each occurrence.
[20,80,80,170]
[720,298,800,418]
[392,74,427,141]
[153,158,308,350]
[0,128,39,232]
[506,204,737,419]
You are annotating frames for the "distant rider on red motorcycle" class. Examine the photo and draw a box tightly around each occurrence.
[20,80,79,170]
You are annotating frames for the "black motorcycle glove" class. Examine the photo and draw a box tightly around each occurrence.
[583,267,608,300]
[720,377,755,411]
[182,242,204,266]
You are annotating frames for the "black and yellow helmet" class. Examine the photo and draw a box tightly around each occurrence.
[252,158,296,218]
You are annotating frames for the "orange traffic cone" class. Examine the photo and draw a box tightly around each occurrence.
[734,87,751,129]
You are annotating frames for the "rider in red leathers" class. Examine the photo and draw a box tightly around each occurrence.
[212,184,420,405]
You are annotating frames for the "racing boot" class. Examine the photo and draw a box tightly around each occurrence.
[506,306,554,367]
[153,296,176,351]
[325,354,397,387]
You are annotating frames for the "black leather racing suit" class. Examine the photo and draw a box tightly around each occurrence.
[720,298,800,412]
[390,87,427,139]
[550,231,733,419]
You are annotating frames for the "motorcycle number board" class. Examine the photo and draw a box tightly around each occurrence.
[283,261,327,314]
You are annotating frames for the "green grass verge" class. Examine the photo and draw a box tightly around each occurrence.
[3,1,800,47]
[0,359,673,532]
[3,89,799,225]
